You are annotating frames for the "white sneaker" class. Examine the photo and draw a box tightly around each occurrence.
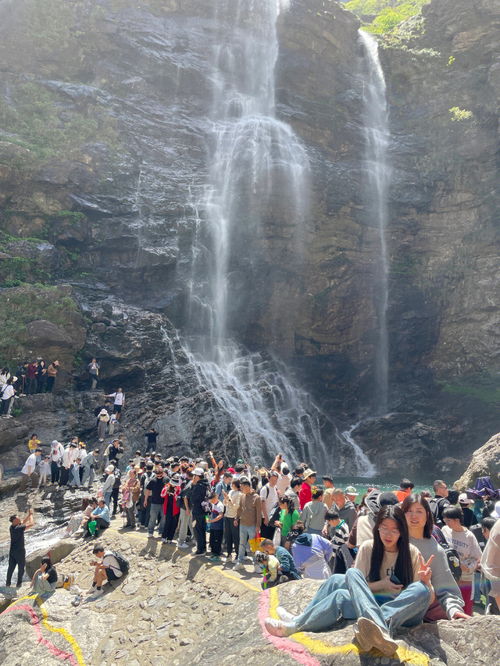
[276,606,297,623]
[177,542,189,549]
[264,618,296,637]
[356,617,398,657]
[233,562,245,571]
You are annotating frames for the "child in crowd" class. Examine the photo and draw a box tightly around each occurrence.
[38,456,51,488]
[207,491,225,562]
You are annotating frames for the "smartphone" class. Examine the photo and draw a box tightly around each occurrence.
[390,573,401,585]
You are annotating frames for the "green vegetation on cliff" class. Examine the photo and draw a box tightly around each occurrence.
[346,0,430,34]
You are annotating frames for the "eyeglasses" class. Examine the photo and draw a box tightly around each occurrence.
[378,527,400,537]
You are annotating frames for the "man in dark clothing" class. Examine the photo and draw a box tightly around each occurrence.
[107,439,124,465]
[145,467,166,537]
[190,468,210,555]
[430,479,451,527]
[145,428,159,453]
[6,510,34,588]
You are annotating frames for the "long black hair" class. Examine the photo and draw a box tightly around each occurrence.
[369,505,413,589]
[401,493,434,539]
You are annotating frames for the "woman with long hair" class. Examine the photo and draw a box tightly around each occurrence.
[275,496,300,546]
[402,493,467,620]
[31,556,57,600]
[265,506,434,657]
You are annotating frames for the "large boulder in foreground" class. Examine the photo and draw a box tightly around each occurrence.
[455,431,500,489]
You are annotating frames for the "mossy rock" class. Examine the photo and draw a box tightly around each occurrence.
[0,284,86,379]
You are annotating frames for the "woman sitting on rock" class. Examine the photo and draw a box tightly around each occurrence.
[31,556,58,600]
[265,506,434,657]
[401,493,467,621]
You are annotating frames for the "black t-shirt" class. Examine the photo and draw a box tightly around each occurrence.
[10,524,26,553]
[46,567,58,584]
[147,477,166,504]
[145,431,158,444]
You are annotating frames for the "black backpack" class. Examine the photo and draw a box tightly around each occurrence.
[111,551,129,575]
[433,529,462,583]
[429,497,448,527]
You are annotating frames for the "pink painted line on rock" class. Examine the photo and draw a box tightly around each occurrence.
[258,589,321,666]
[3,603,78,665]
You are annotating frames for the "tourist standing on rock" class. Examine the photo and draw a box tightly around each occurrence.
[102,465,116,507]
[161,474,181,543]
[223,478,242,559]
[107,439,124,466]
[284,478,302,512]
[144,427,159,452]
[6,509,34,588]
[190,467,210,555]
[396,479,415,503]
[110,467,122,517]
[480,515,500,613]
[1,378,16,417]
[206,491,225,561]
[234,477,261,570]
[260,471,279,540]
[121,468,140,529]
[50,439,64,484]
[26,361,37,394]
[145,466,167,538]
[177,472,194,550]
[20,448,42,491]
[442,506,482,615]
[60,441,78,487]
[36,359,47,393]
[298,469,316,510]
[82,448,99,489]
[302,488,328,535]
[97,408,110,442]
[38,456,51,489]
[46,360,59,392]
[88,358,100,390]
[401,493,467,621]
[106,388,125,420]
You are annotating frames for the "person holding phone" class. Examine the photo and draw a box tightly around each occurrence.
[265,505,434,657]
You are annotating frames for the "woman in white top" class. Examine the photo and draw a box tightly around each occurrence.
[223,479,243,559]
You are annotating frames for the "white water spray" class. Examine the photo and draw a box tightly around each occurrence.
[359,30,391,415]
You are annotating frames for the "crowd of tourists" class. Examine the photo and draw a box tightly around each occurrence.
[6,365,500,656]
[0,360,60,416]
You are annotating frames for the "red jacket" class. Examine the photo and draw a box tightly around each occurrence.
[299,482,312,510]
[161,485,180,516]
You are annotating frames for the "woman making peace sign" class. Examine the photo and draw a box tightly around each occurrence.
[265,505,434,657]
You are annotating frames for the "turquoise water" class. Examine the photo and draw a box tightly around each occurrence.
[329,478,434,498]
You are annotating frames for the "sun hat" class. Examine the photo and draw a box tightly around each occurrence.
[193,467,204,477]
[458,493,473,505]
[303,468,317,480]
[105,465,114,474]
[345,485,359,497]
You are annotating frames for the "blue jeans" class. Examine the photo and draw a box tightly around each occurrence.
[104,490,112,507]
[148,503,165,536]
[294,568,431,636]
[237,524,256,563]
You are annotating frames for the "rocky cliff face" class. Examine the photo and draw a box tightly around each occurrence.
[0,0,498,474]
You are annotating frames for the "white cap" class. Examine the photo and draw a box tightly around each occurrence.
[193,467,204,477]
[458,493,473,505]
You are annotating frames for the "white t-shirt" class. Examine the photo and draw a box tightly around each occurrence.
[260,483,279,518]
[1,384,15,400]
[109,392,125,406]
[102,552,123,578]
[51,442,64,462]
[442,525,483,581]
[22,453,38,475]
[276,473,291,495]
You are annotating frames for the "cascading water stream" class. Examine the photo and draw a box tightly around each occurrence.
[178,0,375,473]
[359,30,391,415]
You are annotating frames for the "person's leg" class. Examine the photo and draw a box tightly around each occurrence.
[104,490,112,507]
[294,587,356,632]
[379,581,431,633]
[6,554,17,586]
[148,503,161,535]
[16,554,25,587]
[178,508,188,544]
[237,525,250,563]
[111,489,119,515]
[232,520,240,556]
[51,462,57,484]
[223,517,233,556]
[344,567,387,631]
[213,530,223,556]
[459,582,473,616]
[193,513,206,553]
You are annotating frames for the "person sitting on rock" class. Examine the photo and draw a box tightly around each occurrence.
[261,538,301,581]
[265,506,435,658]
[87,545,123,598]
[30,556,57,600]
[86,499,110,536]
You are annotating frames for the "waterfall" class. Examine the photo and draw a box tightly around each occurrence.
[359,30,391,415]
[174,0,374,474]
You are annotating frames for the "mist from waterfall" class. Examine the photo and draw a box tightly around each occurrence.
[359,30,391,415]
[180,0,375,474]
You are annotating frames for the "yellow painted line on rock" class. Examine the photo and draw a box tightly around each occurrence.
[269,587,429,666]
[213,566,261,593]
[9,594,86,665]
